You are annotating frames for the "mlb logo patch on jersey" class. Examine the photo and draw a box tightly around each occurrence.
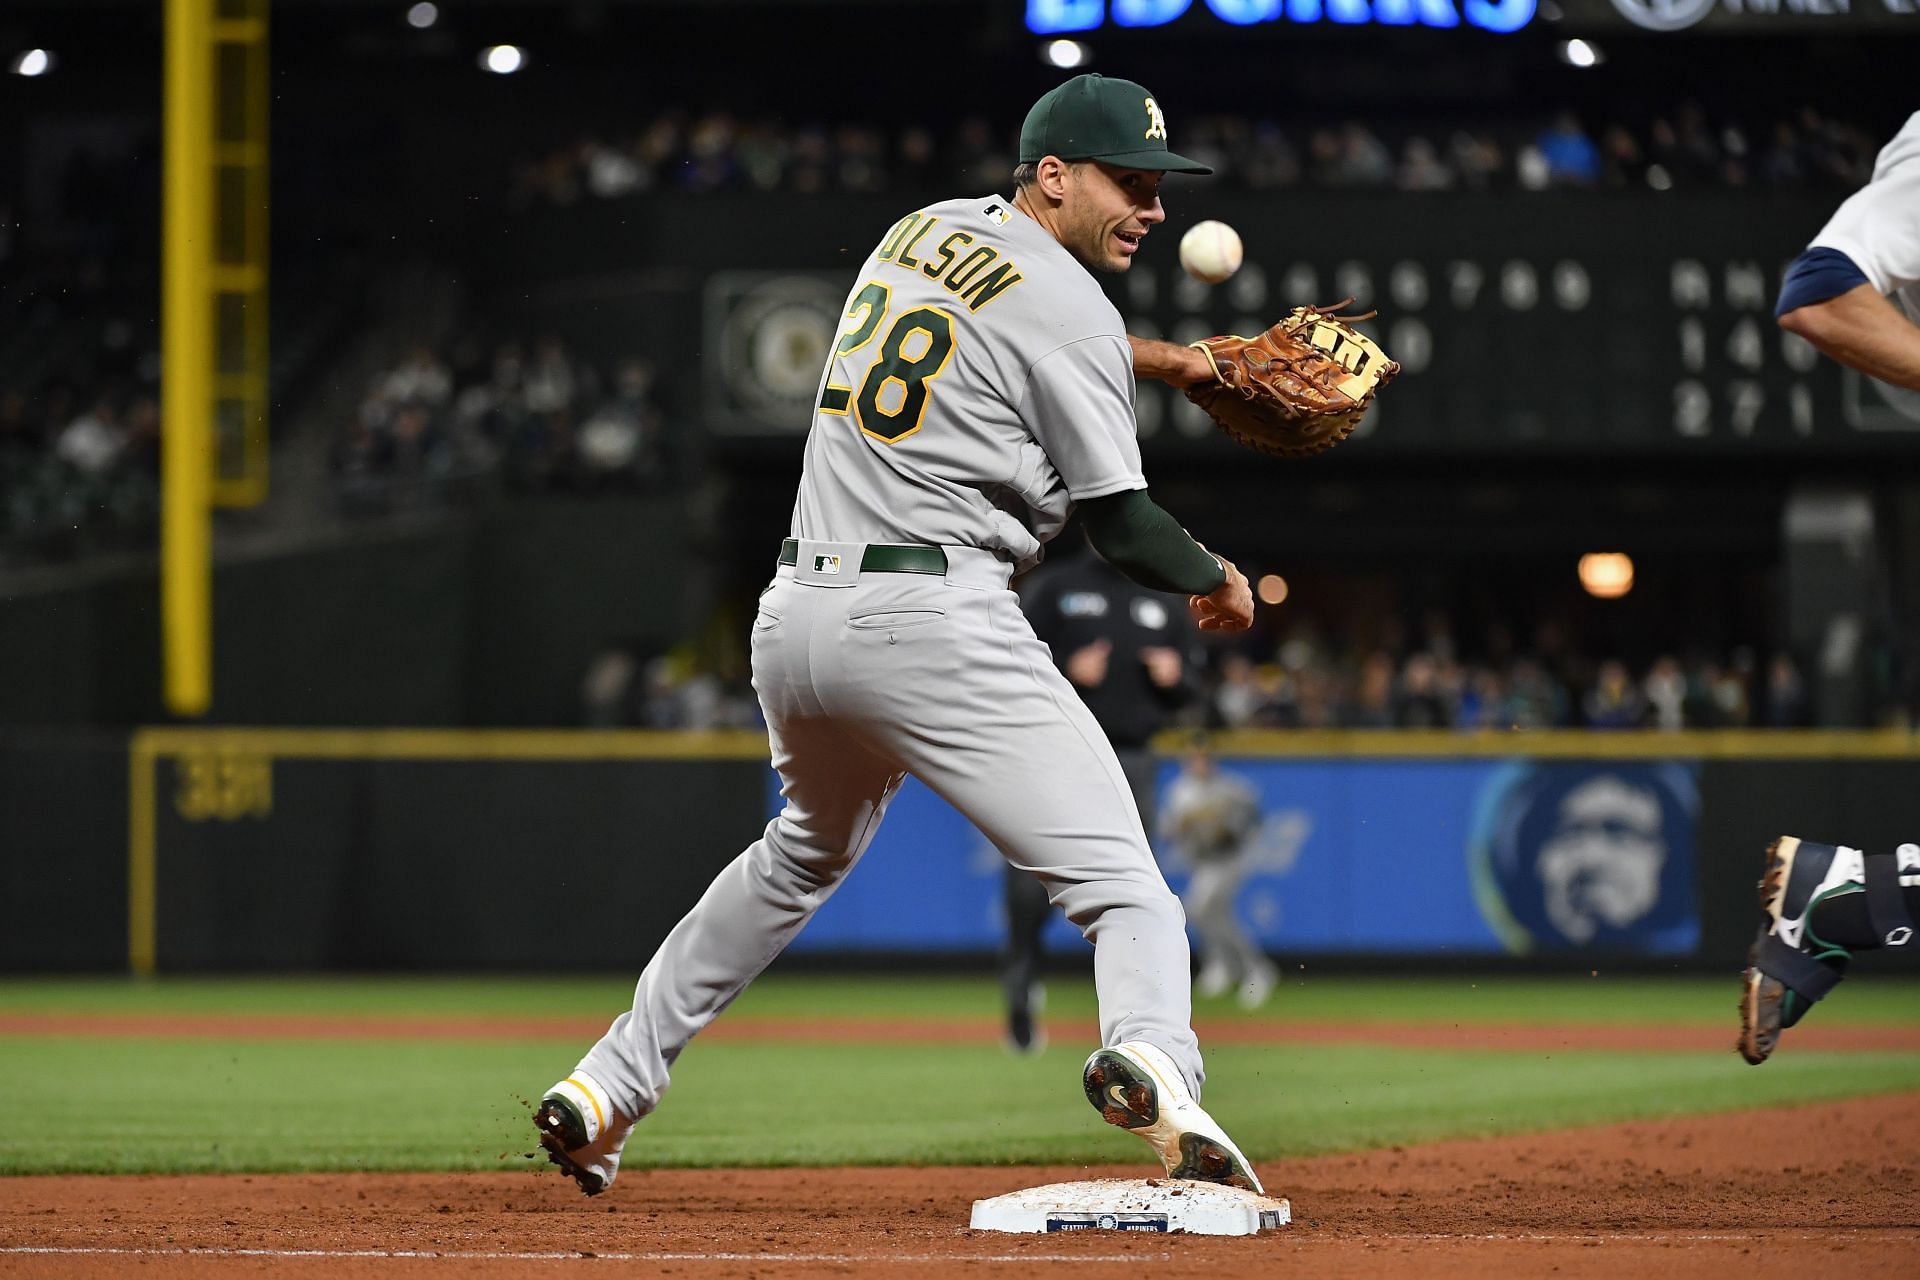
[813,554,843,575]
[983,202,1011,226]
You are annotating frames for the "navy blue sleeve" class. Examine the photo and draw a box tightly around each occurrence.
[1775,246,1871,318]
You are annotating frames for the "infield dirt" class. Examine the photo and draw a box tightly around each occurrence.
[2,1090,1914,1277]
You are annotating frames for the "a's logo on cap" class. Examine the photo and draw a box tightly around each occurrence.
[1143,97,1167,141]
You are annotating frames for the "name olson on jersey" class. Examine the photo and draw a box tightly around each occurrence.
[876,211,1026,312]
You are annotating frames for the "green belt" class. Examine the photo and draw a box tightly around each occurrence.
[779,539,948,575]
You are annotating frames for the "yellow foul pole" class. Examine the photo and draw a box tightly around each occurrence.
[162,0,213,717]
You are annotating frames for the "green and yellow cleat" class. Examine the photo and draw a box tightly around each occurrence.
[535,1072,629,1196]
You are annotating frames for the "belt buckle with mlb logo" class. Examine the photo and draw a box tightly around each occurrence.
[794,538,861,586]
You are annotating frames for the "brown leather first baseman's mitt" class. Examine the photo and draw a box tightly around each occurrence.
[1185,302,1399,458]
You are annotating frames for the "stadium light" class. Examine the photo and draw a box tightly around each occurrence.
[1578,553,1633,599]
[1557,38,1602,67]
[480,44,526,74]
[9,49,54,77]
[1257,574,1290,605]
[407,2,439,29]
[1042,38,1090,68]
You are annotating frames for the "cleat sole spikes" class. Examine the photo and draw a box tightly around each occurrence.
[535,1098,606,1196]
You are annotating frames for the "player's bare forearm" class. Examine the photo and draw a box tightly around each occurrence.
[1127,335,1214,388]
[1778,284,1920,392]
[1190,556,1253,633]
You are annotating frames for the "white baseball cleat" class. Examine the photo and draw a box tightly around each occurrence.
[1237,963,1278,1010]
[1081,1041,1264,1193]
[1194,963,1234,1000]
[534,1071,632,1196]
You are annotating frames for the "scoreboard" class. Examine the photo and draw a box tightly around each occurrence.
[499,187,1920,459]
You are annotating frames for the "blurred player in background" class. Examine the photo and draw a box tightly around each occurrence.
[1160,741,1276,1008]
[1741,112,1920,1065]
[1002,537,1197,1053]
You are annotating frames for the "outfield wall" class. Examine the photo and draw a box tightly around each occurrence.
[1,729,1916,975]
[0,733,128,971]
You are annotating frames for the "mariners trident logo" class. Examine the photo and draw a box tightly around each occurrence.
[1143,98,1167,141]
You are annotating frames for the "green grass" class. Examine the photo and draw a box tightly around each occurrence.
[0,974,1914,1175]
[3,971,1917,1024]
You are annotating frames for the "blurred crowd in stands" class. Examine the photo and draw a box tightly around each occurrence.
[0,380,162,565]
[1199,630,1807,733]
[0,132,169,563]
[510,103,1883,205]
[591,616,1816,735]
[3,245,357,559]
[583,645,765,732]
[0,244,164,565]
[1,124,368,562]
[336,335,674,512]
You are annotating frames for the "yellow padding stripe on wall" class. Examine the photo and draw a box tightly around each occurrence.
[129,727,775,761]
[126,726,1919,762]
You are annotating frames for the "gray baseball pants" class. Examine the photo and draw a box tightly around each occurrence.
[575,542,1201,1121]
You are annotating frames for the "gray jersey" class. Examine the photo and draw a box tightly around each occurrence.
[791,196,1145,573]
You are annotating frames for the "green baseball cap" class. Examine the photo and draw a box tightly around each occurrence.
[1018,73,1212,175]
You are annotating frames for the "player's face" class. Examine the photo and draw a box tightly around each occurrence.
[1062,162,1166,274]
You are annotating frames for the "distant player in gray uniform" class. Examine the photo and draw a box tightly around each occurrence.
[536,73,1266,1195]
[1160,744,1277,1009]
[1740,112,1920,1064]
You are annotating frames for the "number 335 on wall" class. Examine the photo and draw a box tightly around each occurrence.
[173,750,273,821]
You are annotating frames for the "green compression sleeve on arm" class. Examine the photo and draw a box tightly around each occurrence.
[1078,487,1228,596]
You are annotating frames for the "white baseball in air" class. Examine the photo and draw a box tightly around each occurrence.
[1179,220,1243,285]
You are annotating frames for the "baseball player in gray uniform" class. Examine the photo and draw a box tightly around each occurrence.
[1740,111,1920,1064]
[1160,745,1277,1009]
[536,74,1265,1195]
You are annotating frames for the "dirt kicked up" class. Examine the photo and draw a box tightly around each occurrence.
[1,1091,1914,1279]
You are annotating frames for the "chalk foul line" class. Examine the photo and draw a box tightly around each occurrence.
[4,1231,1918,1262]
